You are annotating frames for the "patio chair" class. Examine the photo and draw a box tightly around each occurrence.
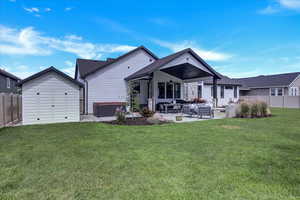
[197,106,214,119]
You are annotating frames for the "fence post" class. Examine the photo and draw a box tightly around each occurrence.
[11,94,13,123]
[17,95,19,121]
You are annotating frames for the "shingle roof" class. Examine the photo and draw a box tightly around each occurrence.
[75,46,158,78]
[234,72,300,88]
[201,74,242,86]
[125,48,221,80]
[0,68,21,81]
[17,66,84,87]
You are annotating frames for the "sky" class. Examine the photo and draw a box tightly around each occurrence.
[1,0,300,79]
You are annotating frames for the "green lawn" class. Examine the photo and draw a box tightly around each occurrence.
[0,108,300,200]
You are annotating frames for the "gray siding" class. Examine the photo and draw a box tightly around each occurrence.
[241,87,289,96]
[241,88,269,96]
[0,74,19,93]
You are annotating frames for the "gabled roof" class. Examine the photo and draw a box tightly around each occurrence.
[234,72,300,88]
[17,67,84,87]
[75,46,158,79]
[201,74,242,86]
[125,48,221,81]
[0,68,21,81]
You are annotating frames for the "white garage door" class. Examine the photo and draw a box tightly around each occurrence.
[22,72,80,125]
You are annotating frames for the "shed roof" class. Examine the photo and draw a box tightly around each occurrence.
[17,67,84,87]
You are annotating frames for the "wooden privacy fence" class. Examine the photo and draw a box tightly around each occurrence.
[0,93,22,127]
[241,96,300,109]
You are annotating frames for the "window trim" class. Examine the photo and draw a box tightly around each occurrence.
[270,87,284,96]
[158,81,181,99]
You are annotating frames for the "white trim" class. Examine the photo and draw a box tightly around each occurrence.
[288,74,300,87]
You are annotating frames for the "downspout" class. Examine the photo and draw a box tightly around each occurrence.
[84,79,88,114]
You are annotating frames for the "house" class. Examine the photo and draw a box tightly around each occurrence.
[17,67,83,125]
[0,68,21,93]
[235,72,300,97]
[75,46,224,116]
[185,75,241,106]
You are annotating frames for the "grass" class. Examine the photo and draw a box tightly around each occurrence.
[0,108,300,199]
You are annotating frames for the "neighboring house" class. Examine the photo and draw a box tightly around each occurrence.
[75,46,221,116]
[0,68,21,93]
[185,75,241,106]
[17,67,83,125]
[235,72,300,97]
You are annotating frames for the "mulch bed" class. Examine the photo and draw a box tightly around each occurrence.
[103,117,168,126]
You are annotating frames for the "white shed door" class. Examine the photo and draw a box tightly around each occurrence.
[36,89,72,123]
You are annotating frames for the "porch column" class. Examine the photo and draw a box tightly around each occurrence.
[213,76,218,107]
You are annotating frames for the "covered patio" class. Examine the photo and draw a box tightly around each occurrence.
[125,48,221,112]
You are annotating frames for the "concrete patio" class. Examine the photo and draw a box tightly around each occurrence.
[80,110,226,123]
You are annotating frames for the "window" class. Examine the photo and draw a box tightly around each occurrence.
[174,83,181,99]
[234,86,238,98]
[6,77,10,89]
[166,82,173,98]
[225,86,233,89]
[220,86,224,99]
[270,88,284,96]
[277,88,283,96]
[158,82,165,99]
[270,88,276,96]
[198,85,202,98]
[289,87,299,96]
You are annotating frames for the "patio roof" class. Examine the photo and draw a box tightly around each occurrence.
[160,63,213,80]
[125,48,221,81]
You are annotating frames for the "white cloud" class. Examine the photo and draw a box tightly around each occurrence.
[259,0,300,14]
[0,25,137,59]
[65,34,82,41]
[62,67,75,77]
[45,8,51,12]
[65,60,73,67]
[24,7,39,13]
[0,26,51,55]
[65,7,73,11]
[278,0,300,9]
[258,5,280,14]
[153,39,232,61]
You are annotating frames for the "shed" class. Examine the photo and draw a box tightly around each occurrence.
[18,67,83,125]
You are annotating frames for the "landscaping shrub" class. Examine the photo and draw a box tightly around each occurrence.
[236,101,271,118]
[240,102,250,118]
[250,102,260,118]
[115,107,126,124]
[259,101,268,117]
[140,108,155,118]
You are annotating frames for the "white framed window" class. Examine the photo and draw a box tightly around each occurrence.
[6,77,10,89]
[270,88,284,96]
[158,82,181,99]
[289,87,299,96]
[277,88,283,96]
